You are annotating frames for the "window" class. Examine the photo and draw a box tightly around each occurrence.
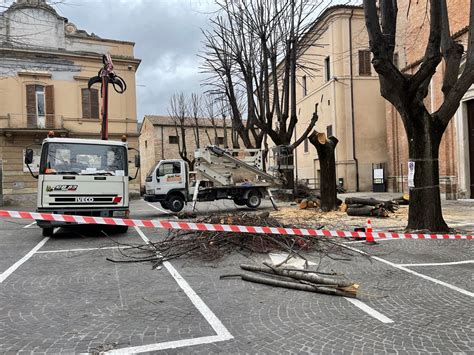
[169,136,179,144]
[26,84,54,129]
[359,50,372,75]
[302,75,307,96]
[215,136,225,145]
[41,142,127,175]
[81,88,99,119]
[145,140,148,149]
[326,125,333,138]
[304,137,309,153]
[158,162,181,176]
[324,56,331,81]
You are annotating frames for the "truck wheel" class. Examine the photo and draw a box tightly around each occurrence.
[160,202,169,209]
[246,190,261,209]
[168,195,185,212]
[233,198,246,206]
[42,227,54,237]
[114,226,129,234]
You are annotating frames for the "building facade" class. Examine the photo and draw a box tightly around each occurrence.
[0,0,141,205]
[293,5,388,192]
[139,115,233,187]
[385,0,472,199]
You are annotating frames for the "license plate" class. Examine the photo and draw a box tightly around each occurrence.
[75,197,94,202]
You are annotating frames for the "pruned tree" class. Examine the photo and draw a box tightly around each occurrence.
[308,127,339,212]
[363,0,474,232]
[168,92,196,169]
[201,0,325,189]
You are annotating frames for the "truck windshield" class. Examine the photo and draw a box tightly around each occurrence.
[41,143,127,176]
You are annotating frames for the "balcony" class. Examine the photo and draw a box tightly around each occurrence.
[0,113,138,137]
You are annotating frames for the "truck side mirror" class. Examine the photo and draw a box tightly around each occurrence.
[25,149,34,165]
[135,154,140,168]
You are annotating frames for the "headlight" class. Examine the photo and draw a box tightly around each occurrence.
[145,176,152,182]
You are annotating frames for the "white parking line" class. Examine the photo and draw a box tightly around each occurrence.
[146,202,179,219]
[107,227,233,354]
[36,246,121,254]
[344,298,394,323]
[23,221,37,229]
[0,237,49,283]
[341,244,474,298]
[398,260,474,267]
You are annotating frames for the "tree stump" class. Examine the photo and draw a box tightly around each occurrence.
[308,131,339,212]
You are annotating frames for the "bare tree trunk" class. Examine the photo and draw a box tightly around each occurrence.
[405,114,448,231]
[309,132,338,212]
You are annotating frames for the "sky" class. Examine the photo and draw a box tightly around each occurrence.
[2,0,360,122]
[54,0,218,121]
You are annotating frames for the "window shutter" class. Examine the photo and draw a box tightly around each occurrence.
[45,85,54,129]
[26,85,36,128]
[90,88,99,119]
[81,88,91,118]
[359,51,371,75]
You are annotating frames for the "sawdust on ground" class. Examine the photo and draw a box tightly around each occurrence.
[271,205,409,232]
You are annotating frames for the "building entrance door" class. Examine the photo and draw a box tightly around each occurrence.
[467,100,474,198]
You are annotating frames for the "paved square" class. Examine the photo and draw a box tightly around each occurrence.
[0,200,472,354]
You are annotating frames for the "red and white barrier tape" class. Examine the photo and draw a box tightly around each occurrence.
[0,210,472,240]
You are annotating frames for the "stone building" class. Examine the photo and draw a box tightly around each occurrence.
[139,115,233,187]
[293,5,388,192]
[0,0,141,205]
[385,0,472,199]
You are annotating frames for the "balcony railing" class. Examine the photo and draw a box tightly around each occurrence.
[0,114,138,134]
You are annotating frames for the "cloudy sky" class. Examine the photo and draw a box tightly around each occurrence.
[54,0,218,121]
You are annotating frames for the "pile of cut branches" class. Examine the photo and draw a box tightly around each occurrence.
[221,263,359,298]
[105,212,358,266]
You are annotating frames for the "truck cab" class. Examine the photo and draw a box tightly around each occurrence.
[25,137,140,236]
[144,160,191,212]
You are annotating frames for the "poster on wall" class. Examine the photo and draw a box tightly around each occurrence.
[23,149,41,173]
[408,161,415,188]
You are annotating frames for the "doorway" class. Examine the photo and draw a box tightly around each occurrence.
[467,100,474,198]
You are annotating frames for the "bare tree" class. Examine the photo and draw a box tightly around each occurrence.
[201,0,325,189]
[189,93,202,149]
[363,0,474,232]
[168,92,196,169]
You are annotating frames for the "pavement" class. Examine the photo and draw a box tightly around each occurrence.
[0,199,473,354]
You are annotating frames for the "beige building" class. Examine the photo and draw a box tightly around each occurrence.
[293,5,388,192]
[139,115,233,187]
[0,0,141,205]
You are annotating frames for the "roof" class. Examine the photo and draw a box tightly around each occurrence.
[143,115,233,128]
[44,137,128,146]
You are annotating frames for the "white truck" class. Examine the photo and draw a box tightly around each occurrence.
[144,145,280,212]
[24,135,140,236]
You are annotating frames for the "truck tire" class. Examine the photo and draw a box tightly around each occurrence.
[246,190,261,209]
[168,195,185,212]
[42,227,54,237]
[160,202,169,209]
[114,226,129,234]
[233,198,246,206]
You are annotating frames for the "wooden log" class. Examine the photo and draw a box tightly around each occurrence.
[240,264,355,288]
[240,273,357,297]
[300,199,308,209]
[346,205,374,216]
[307,200,315,208]
[345,197,398,212]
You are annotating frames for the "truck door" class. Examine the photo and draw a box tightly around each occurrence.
[156,161,185,195]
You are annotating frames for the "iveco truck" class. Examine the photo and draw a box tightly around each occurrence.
[25,135,140,236]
